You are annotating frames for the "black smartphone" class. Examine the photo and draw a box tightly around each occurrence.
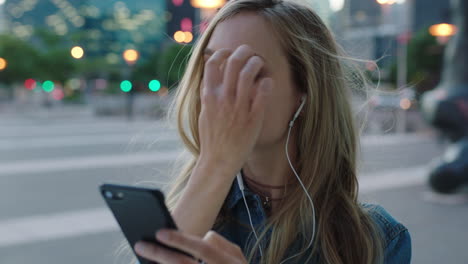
[99,183,194,264]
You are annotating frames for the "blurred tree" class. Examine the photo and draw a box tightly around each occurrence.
[390,29,444,98]
[159,43,193,90]
[133,50,161,84]
[0,34,41,85]
[32,29,77,84]
[0,30,79,85]
[37,49,76,84]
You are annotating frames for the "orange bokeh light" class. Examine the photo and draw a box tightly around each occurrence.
[184,32,193,43]
[400,98,411,110]
[123,49,139,64]
[0,57,7,71]
[174,31,186,43]
[190,0,225,8]
[429,23,457,37]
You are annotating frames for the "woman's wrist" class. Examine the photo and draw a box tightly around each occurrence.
[190,155,238,189]
[171,155,238,237]
[197,153,242,177]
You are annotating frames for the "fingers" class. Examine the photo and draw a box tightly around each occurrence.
[134,241,198,264]
[251,78,273,119]
[155,229,228,263]
[236,55,264,112]
[203,230,245,259]
[223,45,257,100]
[203,49,232,100]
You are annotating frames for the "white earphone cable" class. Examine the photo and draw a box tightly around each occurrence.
[239,186,264,258]
[238,96,315,263]
[279,122,316,264]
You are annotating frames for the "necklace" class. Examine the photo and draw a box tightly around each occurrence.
[242,175,293,213]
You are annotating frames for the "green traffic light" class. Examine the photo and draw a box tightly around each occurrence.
[42,81,54,93]
[120,80,132,92]
[149,80,161,92]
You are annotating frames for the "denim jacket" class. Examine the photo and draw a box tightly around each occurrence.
[214,177,412,264]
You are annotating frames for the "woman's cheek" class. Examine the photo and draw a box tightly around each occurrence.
[256,108,283,145]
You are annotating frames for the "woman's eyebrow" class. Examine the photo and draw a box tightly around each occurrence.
[203,48,267,62]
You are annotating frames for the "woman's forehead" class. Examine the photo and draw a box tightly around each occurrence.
[205,13,282,62]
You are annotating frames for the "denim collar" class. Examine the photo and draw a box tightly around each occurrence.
[225,171,258,209]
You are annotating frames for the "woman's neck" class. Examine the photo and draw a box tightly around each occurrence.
[242,129,299,201]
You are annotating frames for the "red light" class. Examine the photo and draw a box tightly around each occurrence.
[172,0,183,6]
[52,88,64,100]
[24,78,37,90]
[181,18,192,32]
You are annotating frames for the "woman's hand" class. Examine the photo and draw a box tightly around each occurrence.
[134,229,248,264]
[198,44,273,174]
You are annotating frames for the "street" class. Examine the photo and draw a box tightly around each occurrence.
[0,113,467,264]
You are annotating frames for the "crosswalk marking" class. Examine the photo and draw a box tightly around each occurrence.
[0,149,184,176]
[0,132,178,150]
[0,117,439,251]
[0,165,428,248]
[0,208,117,248]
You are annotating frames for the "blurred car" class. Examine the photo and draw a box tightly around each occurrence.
[369,88,417,111]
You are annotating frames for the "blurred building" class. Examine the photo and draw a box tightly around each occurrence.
[338,0,450,74]
[412,0,450,33]
[2,0,195,63]
[0,1,6,33]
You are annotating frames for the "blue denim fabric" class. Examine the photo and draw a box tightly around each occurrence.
[214,177,412,264]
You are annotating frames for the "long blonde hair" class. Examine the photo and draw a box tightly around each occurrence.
[120,0,385,264]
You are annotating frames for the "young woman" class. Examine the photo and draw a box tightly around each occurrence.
[132,0,412,263]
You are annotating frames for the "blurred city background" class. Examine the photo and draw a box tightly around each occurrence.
[0,0,467,263]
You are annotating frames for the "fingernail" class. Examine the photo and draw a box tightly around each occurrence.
[134,242,145,253]
[156,229,170,241]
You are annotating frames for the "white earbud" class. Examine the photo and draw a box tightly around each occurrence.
[289,95,307,127]
[236,174,245,190]
[237,93,315,263]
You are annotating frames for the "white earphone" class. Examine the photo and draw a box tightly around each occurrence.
[236,94,316,263]
[289,94,307,127]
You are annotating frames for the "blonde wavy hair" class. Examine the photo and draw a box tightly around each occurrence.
[117,0,385,263]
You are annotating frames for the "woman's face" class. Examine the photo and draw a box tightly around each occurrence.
[203,12,302,147]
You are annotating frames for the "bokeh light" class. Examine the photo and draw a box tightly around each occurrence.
[0,57,7,71]
[149,80,161,92]
[400,98,411,110]
[190,0,225,8]
[184,32,193,43]
[52,88,65,100]
[174,31,193,43]
[172,0,183,6]
[174,31,185,43]
[71,46,84,59]
[67,78,81,90]
[329,0,345,12]
[42,81,55,93]
[122,49,139,64]
[120,80,132,92]
[429,23,457,37]
[24,78,37,90]
[181,18,192,32]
